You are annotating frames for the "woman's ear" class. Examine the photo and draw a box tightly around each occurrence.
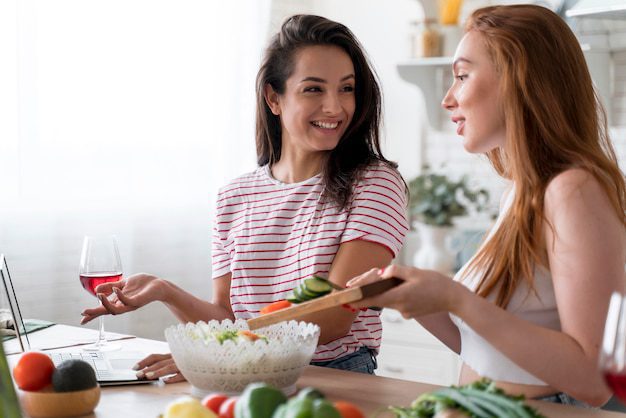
[264,84,281,116]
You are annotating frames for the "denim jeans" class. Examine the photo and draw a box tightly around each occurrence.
[310,346,377,375]
[535,392,594,409]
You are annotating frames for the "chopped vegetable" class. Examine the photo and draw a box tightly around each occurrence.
[206,329,268,344]
[389,379,545,418]
[234,382,287,418]
[287,275,333,303]
[260,300,292,315]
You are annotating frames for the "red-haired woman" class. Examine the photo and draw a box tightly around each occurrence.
[349,4,625,407]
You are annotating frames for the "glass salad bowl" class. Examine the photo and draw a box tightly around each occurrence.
[164,319,320,396]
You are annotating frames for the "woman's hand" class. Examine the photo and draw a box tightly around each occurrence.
[133,353,185,383]
[347,265,468,319]
[80,273,166,324]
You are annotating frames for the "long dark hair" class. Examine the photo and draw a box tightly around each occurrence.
[256,14,400,209]
[462,5,626,308]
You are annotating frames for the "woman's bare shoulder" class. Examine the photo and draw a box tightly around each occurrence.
[544,168,612,218]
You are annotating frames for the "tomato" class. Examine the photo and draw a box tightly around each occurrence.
[218,396,237,418]
[12,351,55,391]
[260,300,292,315]
[202,393,228,414]
[333,401,365,418]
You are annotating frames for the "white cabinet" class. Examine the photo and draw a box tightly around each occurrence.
[377,308,461,386]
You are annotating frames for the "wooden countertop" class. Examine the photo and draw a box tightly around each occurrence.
[7,324,626,417]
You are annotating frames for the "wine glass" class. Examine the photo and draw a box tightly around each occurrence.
[599,291,626,402]
[79,235,122,351]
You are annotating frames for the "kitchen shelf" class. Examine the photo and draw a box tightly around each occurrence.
[397,57,453,131]
[566,0,626,19]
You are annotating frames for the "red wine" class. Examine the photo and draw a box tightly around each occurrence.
[79,273,122,296]
[604,371,626,402]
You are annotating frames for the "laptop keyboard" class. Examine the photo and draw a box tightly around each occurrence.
[49,351,112,380]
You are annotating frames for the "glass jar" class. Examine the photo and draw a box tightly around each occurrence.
[411,19,442,58]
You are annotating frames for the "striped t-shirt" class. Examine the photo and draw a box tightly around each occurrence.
[211,162,409,362]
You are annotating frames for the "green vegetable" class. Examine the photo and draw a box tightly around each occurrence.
[389,379,545,418]
[303,277,332,294]
[272,404,288,418]
[272,396,340,418]
[296,387,325,401]
[288,276,332,304]
[214,330,239,344]
[0,341,21,418]
[311,399,341,418]
[281,397,313,418]
[235,382,287,418]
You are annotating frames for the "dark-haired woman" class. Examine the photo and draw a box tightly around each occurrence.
[81,14,409,382]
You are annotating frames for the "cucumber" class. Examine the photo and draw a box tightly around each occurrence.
[292,285,311,301]
[288,276,333,304]
[300,283,320,299]
[304,277,332,294]
[286,294,300,303]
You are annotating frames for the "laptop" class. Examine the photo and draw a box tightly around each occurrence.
[0,254,152,386]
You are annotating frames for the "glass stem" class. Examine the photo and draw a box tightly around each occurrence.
[97,300,107,346]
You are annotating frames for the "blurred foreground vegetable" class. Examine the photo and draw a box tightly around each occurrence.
[389,379,545,418]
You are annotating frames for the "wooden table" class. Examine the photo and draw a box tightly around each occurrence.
[7,325,626,417]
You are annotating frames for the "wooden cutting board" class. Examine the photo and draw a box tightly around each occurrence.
[247,277,403,330]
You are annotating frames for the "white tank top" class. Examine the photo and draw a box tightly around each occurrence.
[449,187,561,385]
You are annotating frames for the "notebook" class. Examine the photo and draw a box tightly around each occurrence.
[0,254,152,386]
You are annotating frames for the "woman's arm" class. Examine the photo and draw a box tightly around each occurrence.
[352,170,624,406]
[82,273,234,324]
[161,273,234,323]
[417,313,461,354]
[298,239,393,344]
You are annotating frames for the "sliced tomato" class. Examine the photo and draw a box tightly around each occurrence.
[201,393,228,414]
[218,396,237,418]
[333,401,365,418]
[260,299,292,315]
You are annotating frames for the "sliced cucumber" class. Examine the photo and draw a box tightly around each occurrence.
[292,285,312,301]
[288,276,333,304]
[304,277,332,294]
[299,283,319,299]
[286,294,300,303]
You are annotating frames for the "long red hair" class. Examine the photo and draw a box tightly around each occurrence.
[463,5,626,307]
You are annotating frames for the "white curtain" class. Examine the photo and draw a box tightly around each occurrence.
[0,0,270,339]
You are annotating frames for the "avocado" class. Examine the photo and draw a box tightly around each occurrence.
[51,359,98,392]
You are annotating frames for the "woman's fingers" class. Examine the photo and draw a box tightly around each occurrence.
[346,268,380,288]
[98,293,135,315]
[133,355,183,381]
[163,373,186,384]
[133,353,172,371]
[80,305,108,324]
[379,264,419,280]
[349,283,406,310]
[113,287,135,306]
[148,361,183,380]
[93,280,125,296]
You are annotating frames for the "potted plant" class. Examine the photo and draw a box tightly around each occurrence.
[408,169,489,273]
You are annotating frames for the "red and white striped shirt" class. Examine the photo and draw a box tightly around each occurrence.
[211,162,409,362]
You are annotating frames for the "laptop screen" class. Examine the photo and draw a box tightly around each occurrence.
[0,254,30,352]
[0,339,23,417]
